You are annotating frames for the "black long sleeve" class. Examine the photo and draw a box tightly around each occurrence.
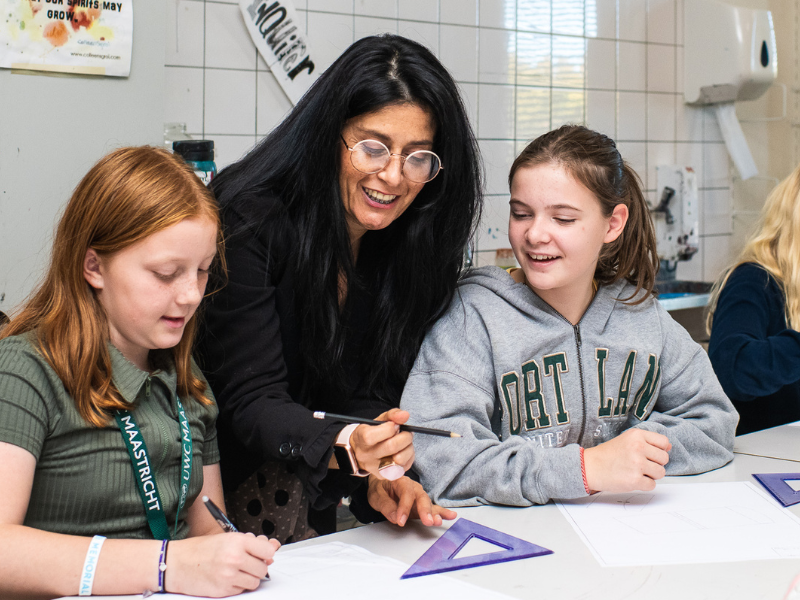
[708,262,800,434]
[197,192,393,510]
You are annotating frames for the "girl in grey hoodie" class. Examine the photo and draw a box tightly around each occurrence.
[401,125,738,507]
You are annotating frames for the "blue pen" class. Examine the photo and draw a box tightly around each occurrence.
[203,496,270,581]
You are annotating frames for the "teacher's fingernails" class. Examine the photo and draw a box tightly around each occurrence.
[398,514,407,526]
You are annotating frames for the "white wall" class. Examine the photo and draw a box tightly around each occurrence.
[165,0,787,282]
[0,0,166,312]
[1,0,793,315]
[728,0,799,256]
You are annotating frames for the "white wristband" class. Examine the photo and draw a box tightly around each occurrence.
[78,535,106,596]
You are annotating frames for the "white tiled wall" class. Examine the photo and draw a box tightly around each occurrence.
[165,0,739,282]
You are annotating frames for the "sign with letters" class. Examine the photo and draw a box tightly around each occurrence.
[0,0,133,76]
[239,0,317,105]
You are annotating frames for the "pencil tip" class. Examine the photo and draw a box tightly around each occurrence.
[451,432,461,438]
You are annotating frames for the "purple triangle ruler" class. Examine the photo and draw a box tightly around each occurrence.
[400,518,552,579]
[753,473,800,507]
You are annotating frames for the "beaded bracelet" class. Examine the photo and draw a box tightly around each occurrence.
[78,535,106,596]
[157,539,169,593]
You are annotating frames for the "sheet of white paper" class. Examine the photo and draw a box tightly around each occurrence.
[556,482,800,567]
[157,541,515,600]
[788,421,800,428]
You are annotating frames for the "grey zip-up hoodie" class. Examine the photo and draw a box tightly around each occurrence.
[401,266,737,507]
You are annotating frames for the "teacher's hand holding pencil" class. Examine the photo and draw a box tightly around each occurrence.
[314,408,461,527]
[318,408,440,481]
[315,408,459,482]
[316,409,460,529]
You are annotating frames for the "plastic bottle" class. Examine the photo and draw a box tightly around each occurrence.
[163,122,192,152]
[173,140,216,185]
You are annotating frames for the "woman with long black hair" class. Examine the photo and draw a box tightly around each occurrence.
[198,34,482,542]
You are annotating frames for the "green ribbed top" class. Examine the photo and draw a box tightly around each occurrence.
[0,333,219,539]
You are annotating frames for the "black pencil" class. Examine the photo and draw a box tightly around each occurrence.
[312,411,461,438]
[203,496,238,533]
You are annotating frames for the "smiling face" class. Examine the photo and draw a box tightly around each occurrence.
[508,163,627,322]
[339,102,436,244]
[84,217,218,371]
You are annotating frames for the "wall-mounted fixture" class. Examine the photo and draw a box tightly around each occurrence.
[653,165,699,273]
[684,0,777,180]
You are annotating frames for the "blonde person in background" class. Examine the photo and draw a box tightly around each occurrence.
[0,147,279,598]
[708,163,800,434]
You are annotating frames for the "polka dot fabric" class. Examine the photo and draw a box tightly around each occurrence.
[224,459,318,544]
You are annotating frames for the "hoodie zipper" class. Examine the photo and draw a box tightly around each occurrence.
[548,310,589,444]
[515,273,602,445]
[573,324,588,442]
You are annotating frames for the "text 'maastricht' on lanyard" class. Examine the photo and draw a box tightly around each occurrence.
[115,378,193,541]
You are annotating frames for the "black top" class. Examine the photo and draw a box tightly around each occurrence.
[708,262,800,434]
[197,191,394,528]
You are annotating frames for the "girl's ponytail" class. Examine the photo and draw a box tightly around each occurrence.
[596,162,659,301]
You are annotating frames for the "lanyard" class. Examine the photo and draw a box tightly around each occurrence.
[115,377,193,540]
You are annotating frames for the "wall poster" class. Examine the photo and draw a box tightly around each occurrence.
[0,0,133,76]
[240,0,318,105]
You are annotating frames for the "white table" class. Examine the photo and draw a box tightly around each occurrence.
[63,454,800,600]
[735,422,800,463]
[297,454,800,600]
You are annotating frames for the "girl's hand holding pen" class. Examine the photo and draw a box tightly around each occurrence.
[166,533,280,597]
[350,408,415,480]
